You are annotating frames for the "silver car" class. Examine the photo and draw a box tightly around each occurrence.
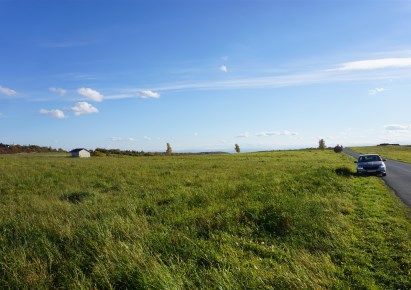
[355,154,387,176]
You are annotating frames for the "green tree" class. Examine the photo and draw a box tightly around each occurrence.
[166,143,172,155]
[235,144,240,153]
[319,139,326,150]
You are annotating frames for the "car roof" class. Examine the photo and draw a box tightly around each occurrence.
[359,154,380,157]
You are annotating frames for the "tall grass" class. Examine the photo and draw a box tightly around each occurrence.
[0,150,410,288]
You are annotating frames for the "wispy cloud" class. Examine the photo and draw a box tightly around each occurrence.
[368,87,385,95]
[0,85,17,96]
[105,90,160,100]
[384,124,411,131]
[236,132,251,138]
[145,65,411,93]
[70,102,98,116]
[49,87,67,96]
[110,137,135,141]
[256,130,299,137]
[84,56,411,100]
[144,136,152,141]
[139,90,160,98]
[256,131,279,137]
[220,65,228,73]
[105,94,134,100]
[39,109,66,119]
[332,58,411,71]
[77,88,104,102]
[283,130,299,136]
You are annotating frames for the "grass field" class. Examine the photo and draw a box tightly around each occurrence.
[0,150,410,289]
[349,145,411,163]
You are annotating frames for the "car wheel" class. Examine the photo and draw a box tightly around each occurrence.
[382,173,387,177]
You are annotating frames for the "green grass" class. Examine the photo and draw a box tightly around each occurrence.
[0,150,410,289]
[349,145,411,163]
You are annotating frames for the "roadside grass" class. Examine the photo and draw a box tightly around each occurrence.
[350,145,411,163]
[0,150,410,288]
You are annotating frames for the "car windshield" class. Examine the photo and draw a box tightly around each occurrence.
[358,155,381,162]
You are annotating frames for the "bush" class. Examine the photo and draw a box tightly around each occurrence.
[92,151,106,157]
[334,145,343,153]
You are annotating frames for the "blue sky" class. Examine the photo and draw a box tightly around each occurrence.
[1,0,411,152]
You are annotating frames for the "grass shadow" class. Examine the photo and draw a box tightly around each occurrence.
[335,167,356,177]
[61,192,94,204]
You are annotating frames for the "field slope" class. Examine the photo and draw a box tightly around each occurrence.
[349,145,411,163]
[0,151,410,289]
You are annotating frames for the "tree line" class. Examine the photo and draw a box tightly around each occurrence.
[0,143,65,154]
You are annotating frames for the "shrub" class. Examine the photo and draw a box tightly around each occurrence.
[92,151,106,157]
[334,145,343,153]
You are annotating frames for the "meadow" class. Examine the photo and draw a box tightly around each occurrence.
[0,150,410,289]
[349,145,411,163]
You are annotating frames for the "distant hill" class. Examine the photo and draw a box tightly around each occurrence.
[92,148,229,157]
[377,143,400,146]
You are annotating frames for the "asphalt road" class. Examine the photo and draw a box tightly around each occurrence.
[343,148,411,208]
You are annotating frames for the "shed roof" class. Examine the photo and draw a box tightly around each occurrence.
[70,148,89,153]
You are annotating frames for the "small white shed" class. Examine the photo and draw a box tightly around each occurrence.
[70,148,91,158]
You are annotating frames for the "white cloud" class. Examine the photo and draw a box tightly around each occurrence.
[194,132,199,137]
[220,65,228,73]
[77,87,104,102]
[236,132,251,138]
[110,137,135,141]
[384,124,411,131]
[39,109,66,119]
[139,90,160,98]
[333,58,411,71]
[70,102,98,116]
[144,136,152,141]
[368,87,384,95]
[0,85,16,96]
[49,87,67,96]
